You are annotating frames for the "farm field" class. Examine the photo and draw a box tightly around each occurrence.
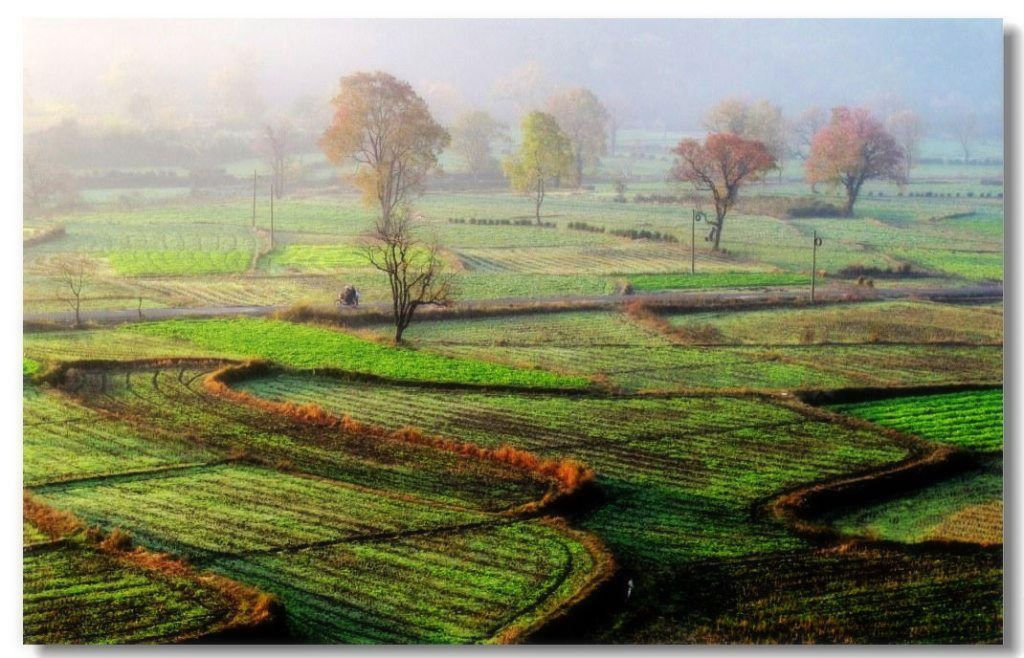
[829,388,1004,452]
[826,456,1002,545]
[22,55,1004,647]
[23,496,271,644]
[23,139,1004,318]
[822,388,1003,546]
[23,361,609,643]
[24,540,240,644]
[364,309,1003,391]
[664,300,1004,345]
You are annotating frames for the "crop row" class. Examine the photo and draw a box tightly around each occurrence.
[203,520,598,643]
[24,384,218,486]
[65,365,546,512]
[830,388,1003,452]
[24,541,230,644]
[33,463,494,559]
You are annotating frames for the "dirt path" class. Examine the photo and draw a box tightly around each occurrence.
[23,283,1002,328]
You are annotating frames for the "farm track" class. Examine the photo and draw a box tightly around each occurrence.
[22,282,1002,328]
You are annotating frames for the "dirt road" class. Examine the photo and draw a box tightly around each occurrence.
[23,283,1002,328]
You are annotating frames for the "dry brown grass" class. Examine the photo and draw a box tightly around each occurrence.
[23,491,84,540]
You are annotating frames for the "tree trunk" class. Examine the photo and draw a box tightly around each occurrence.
[843,184,858,217]
[712,217,724,251]
[73,298,81,328]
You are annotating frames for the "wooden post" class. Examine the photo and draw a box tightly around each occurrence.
[811,230,823,303]
[691,210,696,275]
[691,210,705,275]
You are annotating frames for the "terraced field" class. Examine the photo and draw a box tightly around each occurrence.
[826,456,1002,545]
[230,365,1001,642]
[23,361,607,643]
[823,388,1003,547]
[125,318,589,389]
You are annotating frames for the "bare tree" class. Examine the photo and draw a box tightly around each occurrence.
[950,111,978,164]
[52,255,95,328]
[363,212,454,343]
[24,152,77,218]
[261,121,291,198]
[887,110,925,181]
[790,106,826,160]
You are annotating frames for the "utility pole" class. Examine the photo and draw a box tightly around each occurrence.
[251,171,257,228]
[811,230,823,303]
[691,209,706,275]
[269,182,275,249]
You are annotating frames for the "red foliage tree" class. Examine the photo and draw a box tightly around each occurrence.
[805,107,906,216]
[670,133,777,250]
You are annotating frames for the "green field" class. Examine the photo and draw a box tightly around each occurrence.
[826,457,1002,545]
[830,388,1003,452]
[665,301,1003,345]
[367,310,1002,391]
[22,362,606,643]
[23,127,1004,644]
[125,318,589,389]
[24,541,236,644]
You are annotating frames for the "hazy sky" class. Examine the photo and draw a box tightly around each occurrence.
[23,18,1003,131]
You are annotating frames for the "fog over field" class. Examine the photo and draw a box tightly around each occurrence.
[24,19,1003,135]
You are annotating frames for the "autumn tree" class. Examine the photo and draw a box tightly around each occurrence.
[546,87,610,186]
[670,133,776,251]
[887,110,925,181]
[321,71,450,223]
[363,211,453,343]
[503,112,573,224]
[704,99,787,180]
[805,107,906,216]
[260,121,292,198]
[450,110,505,182]
[950,111,978,164]
[320,71,451,340]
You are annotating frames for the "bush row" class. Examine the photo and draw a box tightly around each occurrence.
[609,228,679,243]
[448,217,556,228]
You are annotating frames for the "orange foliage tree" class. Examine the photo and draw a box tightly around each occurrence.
[670,133,777,251]
[320,71,449,224]
[805,107,906,216]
